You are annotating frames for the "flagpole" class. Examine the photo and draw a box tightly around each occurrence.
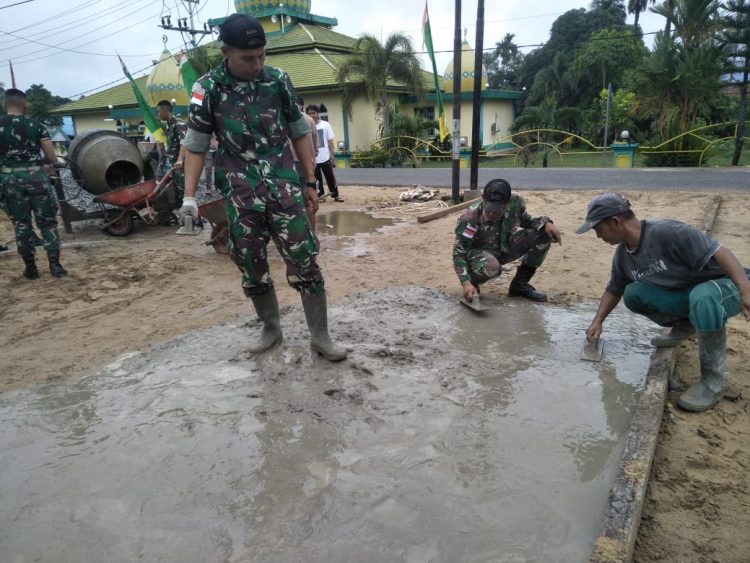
[9,61,16,88]
[451,0,462,203]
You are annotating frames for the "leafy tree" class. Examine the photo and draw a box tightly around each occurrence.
[337,33,424,135]
[483,33,524,90]
[25,84,71,127]
[518,2,630,106]
[718,0,750,164]
[571,28,649,91]
[631,0,725,140]
[583,88,639,143]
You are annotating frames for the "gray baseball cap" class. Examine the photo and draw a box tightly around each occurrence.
[575,192,631,234]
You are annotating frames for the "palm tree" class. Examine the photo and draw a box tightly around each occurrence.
[628,0,657,28]
[337,33,424,136]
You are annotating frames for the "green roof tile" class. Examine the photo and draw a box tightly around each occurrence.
[51,76,149,114]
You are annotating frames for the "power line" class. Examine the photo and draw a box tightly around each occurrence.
[0,0,36,10]
[0,0,153,53]
[1,3,168,65]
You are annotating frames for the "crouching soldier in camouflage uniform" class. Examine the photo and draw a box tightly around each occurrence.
[453,179,561,302]
[157,99,187,203]
[0,88,67,279]
[179,13,346,361]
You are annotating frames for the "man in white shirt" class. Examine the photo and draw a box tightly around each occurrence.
[305,104,343,202]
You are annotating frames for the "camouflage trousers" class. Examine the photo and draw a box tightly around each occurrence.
[171,168,185,203]
[467,227,550,285]
[224,181,323,296]
[1,170,61,255]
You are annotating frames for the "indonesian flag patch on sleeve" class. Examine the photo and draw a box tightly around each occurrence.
[462,224,478,239]
[190,83,205,106]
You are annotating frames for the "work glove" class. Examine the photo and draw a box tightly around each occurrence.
[179,197,199,221]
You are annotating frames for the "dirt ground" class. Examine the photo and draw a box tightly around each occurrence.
[1,186,748,561]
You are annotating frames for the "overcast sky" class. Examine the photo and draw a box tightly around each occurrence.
[0,0,667,100]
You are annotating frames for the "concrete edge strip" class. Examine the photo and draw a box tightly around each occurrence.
[590,194,723,562]
[589,346,678,562]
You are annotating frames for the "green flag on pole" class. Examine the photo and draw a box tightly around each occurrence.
[422,1,449,142]
[179,51,199,99]
[117,54,167,144]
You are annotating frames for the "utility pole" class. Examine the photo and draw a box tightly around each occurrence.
[451,0,462,203]
[159,0,213,49]
[469,0,484,191]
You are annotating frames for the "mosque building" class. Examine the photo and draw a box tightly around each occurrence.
[51,0,522,156]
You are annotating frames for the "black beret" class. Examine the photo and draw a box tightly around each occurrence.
[219,13,266,49]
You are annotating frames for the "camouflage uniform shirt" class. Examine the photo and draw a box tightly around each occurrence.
[183,60,310,204]
[453,194,550,283]
[164,115,186,165]
[0,114,49,168]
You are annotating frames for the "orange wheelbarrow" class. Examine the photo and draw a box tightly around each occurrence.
[198,197,229,254]
[93,171,174,236]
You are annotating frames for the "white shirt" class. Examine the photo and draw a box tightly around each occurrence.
[314,119,335,164]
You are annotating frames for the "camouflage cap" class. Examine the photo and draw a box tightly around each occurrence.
[219,13,266,49]
[482,178,511,215]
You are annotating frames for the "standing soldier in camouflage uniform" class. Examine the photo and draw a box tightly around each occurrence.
[157,99,187,203]
[179,13,346,361]
[453,179,561,302]
[0,88,67,279]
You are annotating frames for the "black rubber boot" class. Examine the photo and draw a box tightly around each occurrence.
[508,265,547,302]
[651,321,695,348]
[677,328,726,412]
[301,292,347,361]
[21,253,39,280]
[248,289,283,353]
[48,252,68,278]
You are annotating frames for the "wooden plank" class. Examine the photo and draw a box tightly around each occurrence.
[416,198,477,224]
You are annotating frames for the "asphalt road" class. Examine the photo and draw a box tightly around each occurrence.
[334,167,750,192]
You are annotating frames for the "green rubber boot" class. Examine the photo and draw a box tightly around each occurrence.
[677,328,725,412]
[301,292,347,361]
[247,289,283,354]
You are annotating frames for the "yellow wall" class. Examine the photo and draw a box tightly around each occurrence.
[73,113,116,134]
[400,98,515,148]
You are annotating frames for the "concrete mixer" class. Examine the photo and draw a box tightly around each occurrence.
[56,130,180,235]
[67,129,154,195]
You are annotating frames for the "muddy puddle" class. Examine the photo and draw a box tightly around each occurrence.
[0,287,658,562]
[314,210,403,255]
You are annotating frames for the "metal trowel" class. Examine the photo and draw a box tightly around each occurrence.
[580,337,604,362]
[459,295,487,313]
[176,215,202,236]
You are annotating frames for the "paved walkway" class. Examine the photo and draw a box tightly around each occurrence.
[334,167,750,192]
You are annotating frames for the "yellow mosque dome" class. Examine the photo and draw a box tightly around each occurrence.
[146,49,189,108]
[440,40,488,93]
[235,0,311,17]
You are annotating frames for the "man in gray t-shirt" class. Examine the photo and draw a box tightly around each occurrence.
[576,193,750,413]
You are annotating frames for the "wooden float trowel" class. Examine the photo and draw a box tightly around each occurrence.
[580,336,604,362]
[459,295,487,313]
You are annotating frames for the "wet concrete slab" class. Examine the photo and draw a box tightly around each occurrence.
[0,287,659,562]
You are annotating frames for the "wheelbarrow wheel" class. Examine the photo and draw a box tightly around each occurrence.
[104,211,135,237]
[209,223,229,254]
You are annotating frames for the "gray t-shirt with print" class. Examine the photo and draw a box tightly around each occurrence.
[606,219,731,296]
